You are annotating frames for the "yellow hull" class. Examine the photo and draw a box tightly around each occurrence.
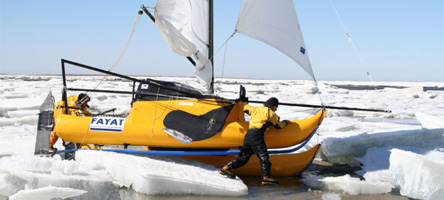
[184,145,321,176]
[54,99,326,149]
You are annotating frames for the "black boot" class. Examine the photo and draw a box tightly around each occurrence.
[262,176,279,185]
[219,165,236,179]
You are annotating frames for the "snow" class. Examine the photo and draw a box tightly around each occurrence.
[1,75,444,199]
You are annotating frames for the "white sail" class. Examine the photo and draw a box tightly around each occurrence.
[236,0,316,81]
[154,0,213,88]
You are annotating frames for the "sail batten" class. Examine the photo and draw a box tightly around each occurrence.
[236,0,316,80]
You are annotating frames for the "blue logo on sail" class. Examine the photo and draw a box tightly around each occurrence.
[300,46,306,54]
[90,117,126,132]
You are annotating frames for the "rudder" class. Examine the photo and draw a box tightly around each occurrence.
[34,92,55,155]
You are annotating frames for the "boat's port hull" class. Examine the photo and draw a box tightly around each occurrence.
[54,99,326,149]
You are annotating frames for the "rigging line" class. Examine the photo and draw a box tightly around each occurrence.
[328,0,374,82]
[196,31,237,75]
[311,77,326,108]
[214,31,237,62]
[184,31,236,93]
[217,35,231,94]
[76,110,94,150]
[213,31,237,93]
[150,88,160,139]
[89,11,143,96]
[328,0,388,111]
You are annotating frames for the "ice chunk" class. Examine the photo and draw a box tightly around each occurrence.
[380,86,424,98]
[302,174,393,195]
[0,155,118,199]
[326,109,354,117]
[302,174,394,195]
[0,125,35,156]
[322,193,341,200]
[415,112,444,129]
[0,118,14,127]
[7,110,39,118]
[321,129,444,165]
[0,172,27,196]
[389,149,444,200]
[354,147,397,187]
[9,185,86,200]
[76,150,248,196]
[354,146,435,192]
[0,98,42,111]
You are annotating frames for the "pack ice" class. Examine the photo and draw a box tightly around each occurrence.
[0,151,247,199]
[75,150,248,196]
[390,149,444,200]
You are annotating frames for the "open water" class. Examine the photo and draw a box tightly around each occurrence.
[331,84,444,92]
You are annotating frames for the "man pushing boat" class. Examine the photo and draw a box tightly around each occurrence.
[220,94,290,185]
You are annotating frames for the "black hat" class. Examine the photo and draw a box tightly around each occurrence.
[264,97,279,107]
[78,93,90,107]
[78,93,89,101]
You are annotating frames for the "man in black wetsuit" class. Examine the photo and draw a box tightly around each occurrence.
[220,97,290,185]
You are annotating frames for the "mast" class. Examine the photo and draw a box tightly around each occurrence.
[208,0,214,94]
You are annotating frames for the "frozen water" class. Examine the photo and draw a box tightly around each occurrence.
[390,149,444,200]
[320,128,444,165]
[322,193,342,200]
[9,186,87,200]
[302,174,394,195]
[0,172,27,197]
[0,154,120,199]
[352,146,440,194]
[76,150,248,196]
[0,75,443,198]
[415,112,444,129]
[354,147,397,187]
[82,151,247,195]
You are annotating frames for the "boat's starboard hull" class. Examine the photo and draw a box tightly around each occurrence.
[184,144,321,176]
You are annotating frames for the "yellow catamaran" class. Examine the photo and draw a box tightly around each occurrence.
[36,0,329,176]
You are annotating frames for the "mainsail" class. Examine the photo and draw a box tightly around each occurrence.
[154,0,212,88]
[236,0,315,81]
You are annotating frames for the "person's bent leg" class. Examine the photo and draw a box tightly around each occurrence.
[252,139,279,185]
[220,146,253,179]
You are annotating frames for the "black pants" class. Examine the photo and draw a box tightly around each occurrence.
[227,128,271,177]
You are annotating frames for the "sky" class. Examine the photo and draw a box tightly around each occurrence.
[1,0,443,82]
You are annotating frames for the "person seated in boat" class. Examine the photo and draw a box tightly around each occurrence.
[49,93,91,151]
[57,93,91,116]
[220,97,290,185]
